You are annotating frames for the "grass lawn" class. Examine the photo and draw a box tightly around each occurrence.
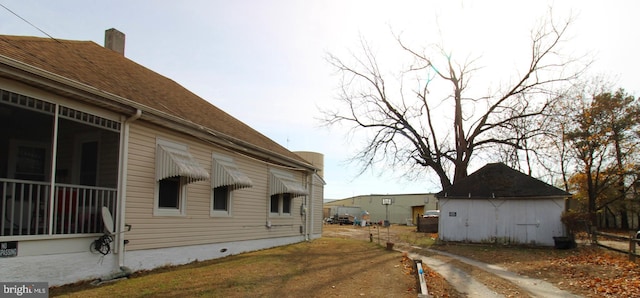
[50,237,417,297]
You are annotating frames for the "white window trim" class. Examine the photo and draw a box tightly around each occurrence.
[210,186,232,217]
[153,139,188,217]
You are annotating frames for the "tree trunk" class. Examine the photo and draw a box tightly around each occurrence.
[621,207,629,230]
[586,164,597,227]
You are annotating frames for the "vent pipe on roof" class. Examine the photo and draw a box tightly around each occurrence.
[105,28,125,55]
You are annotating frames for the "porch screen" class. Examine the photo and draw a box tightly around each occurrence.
[212,154,253,189]
[269,169,308,198]
[156,144,209,184]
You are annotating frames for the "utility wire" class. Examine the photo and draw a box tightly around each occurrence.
[0,2,105,78]
[0,3,60,42]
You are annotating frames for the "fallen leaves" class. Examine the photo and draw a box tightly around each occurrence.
[553,249,640,297]
[432,242,640,297]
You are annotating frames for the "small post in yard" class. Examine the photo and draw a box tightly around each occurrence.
[414,259,428,297]
[382,198,393,250]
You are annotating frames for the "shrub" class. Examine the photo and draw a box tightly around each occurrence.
[561,210,593,235]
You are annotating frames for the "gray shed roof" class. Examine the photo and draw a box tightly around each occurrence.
[436,163,571,199]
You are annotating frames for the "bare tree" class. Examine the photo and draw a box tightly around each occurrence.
[323,13,586,189]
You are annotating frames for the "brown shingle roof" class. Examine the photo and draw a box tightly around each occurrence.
[0,35,308,165]
[436,163,570,199]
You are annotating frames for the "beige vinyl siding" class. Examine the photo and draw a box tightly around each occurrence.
[311,174,324,234]
[266,168,307,233]
[125,121,306,251]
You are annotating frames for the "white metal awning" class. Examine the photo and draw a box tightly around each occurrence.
[269,170,308,197]
[156,144,209,183]
[212,154,253,189]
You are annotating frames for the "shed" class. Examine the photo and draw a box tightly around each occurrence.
[435,163,570,246]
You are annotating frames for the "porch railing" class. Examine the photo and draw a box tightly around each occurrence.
[0,179,117,236]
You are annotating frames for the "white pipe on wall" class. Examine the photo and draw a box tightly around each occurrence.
[116,109,141,267]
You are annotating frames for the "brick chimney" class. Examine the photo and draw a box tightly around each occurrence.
[104,28,125,55]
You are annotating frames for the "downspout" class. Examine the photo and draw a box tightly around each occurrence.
[116,109,141,267]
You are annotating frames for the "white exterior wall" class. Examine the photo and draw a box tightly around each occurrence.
[1,237,119,287]
[310,173,324,239]
[438,198,566,246]
[126,235,305,272]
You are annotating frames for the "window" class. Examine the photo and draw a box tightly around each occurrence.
[8,140,50,181]
[270,194,280,214]
[212,185,231,215]
[158,176,181,209]
[269,193,292,216]
[282,193,292,214]
[154,139,209,216]
[268,169,307,217]
[210,153,252,217]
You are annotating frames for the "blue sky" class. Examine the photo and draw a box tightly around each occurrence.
[1,1,639,199]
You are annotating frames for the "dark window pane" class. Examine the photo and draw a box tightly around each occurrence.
[282,193,292,214]
[213,186,229,211]
[270,194,279,213]
[159,177,180,209]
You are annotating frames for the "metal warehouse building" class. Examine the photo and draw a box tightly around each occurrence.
[324,193,437,225]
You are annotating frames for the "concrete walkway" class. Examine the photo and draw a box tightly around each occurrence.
[408,252,502,297]
[407,247,581,298]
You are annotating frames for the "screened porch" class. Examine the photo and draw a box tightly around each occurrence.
[0,89,120,237]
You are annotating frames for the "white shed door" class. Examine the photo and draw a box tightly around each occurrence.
[439,199,472,242]
[514,200,539,244]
